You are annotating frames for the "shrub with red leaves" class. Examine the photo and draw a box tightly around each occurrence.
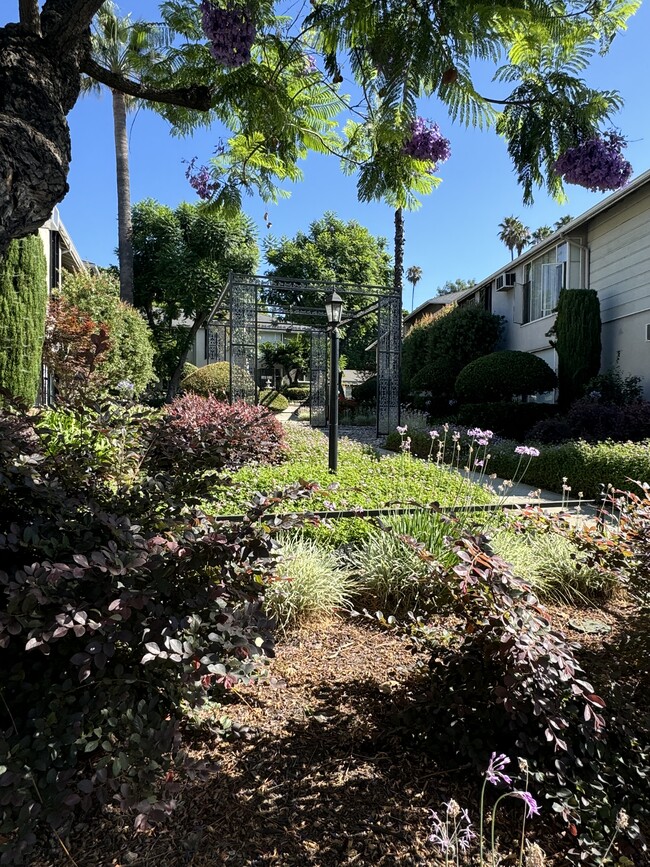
[147,393,286,476]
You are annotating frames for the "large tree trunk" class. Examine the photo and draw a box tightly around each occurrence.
[393,207,404,296]
[112,89,134,305]
[0,24,83,258]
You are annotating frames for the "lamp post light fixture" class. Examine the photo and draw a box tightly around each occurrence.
[325,291,344,473]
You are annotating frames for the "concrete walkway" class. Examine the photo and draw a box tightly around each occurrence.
[273,411,592,514]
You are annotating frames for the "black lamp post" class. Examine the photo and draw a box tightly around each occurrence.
[325,290,344,473]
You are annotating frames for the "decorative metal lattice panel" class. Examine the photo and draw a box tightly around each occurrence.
[229,279,258,403]
[310,329,327,427]
[376,294,401,436]
[206,323,227,363]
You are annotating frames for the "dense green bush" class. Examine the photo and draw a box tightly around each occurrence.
[61,271,156,397]
[283,385,310,400]
[584,366,643,405]
[0,234,47,404]
[350,375,377,404]
[259,388,290,411]
[0,404,301,863]
[402,304,504,406]
[181,362,253,399]
[455,350,557,403]
[183,361,198,379]
[454,401,558,440]
[488,437,650,498]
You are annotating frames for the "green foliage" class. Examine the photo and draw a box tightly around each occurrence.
[264,212,392,370]
[345,513,457,615]
[434,278,476,297]
[259,335,309,381]
[584,366,643,405]
[265,537,356,632]
[209,424,493,528]
[487,437,650,498]
[182,362,254,399]
[455,351,558,403]
[351,375,376,404]
[404,530,645,862]
[550,289,602,409]
[0,234,47,405]
[259,389,289,411]
[402,305,505,404]
[283,385,310,400]
[0,403,311,862]
[61,271,156,396]
[490,527,617,605]
[132,200,259,389]
[182,361,198,379]
[453,402,558,441]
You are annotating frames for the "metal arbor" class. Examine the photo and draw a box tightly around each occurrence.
[205,273,401,436]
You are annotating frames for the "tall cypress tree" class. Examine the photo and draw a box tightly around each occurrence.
[552,288,601,409]
[0,234,48,404]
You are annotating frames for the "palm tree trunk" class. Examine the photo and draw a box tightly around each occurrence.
[112,89,134,305]
[394,207,404,296]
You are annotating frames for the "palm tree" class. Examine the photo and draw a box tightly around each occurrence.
[498,216,530,260]
[530,225,554,245]
[554,215,574,231]
[406,264,423,311]
[83,3,168,305]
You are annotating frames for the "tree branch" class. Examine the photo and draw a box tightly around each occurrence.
[41,0,105,46]
[19,0,41,34]
[81,57,213,111]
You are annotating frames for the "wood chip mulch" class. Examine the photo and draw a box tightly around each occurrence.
[32,604,649,867]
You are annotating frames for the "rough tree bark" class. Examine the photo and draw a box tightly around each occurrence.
[0,1,211,261]
[112,89,134,305]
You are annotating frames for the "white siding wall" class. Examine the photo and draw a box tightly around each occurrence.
[588,183,650,397]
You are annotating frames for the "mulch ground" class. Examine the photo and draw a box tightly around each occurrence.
[33,602,648,867]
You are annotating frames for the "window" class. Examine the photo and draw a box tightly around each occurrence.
[49,231,60,290]
[524,252,564,323]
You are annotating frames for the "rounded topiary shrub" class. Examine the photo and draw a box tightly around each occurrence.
[351,376,377,404]
[283,386,310,401]
[259,389,289,411]
[455,350,557,403]
[181,362,253,399]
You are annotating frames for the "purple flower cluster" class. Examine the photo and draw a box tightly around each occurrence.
[200,1,256,68]
[185,158,220,201]
[515,445,540,457]
[403,117,451,166]
[428,801,475,855]
[554,132,632,192]
[485,752,512,786]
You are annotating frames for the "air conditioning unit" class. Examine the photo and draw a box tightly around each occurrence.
[495,271,517,291]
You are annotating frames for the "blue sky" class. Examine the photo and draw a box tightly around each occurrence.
[8,2,650,309]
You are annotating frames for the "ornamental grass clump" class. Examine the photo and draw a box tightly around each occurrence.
[265,537,357,632]
[554,131,632,192]
[200,1,256,67]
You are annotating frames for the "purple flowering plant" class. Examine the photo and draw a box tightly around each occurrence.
[403,117,451,168]
[200,0,256,68]
[554,131,632,193]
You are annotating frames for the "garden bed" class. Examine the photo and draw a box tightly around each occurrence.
[32,600,647,867]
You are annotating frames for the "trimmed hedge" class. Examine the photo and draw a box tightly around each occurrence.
[0,234,47,404]
[181,362,253,399]
[454,402,558,440]
[386,428,650,498]
[455,351,557,403]
[259,389,289,411]
[283,386,310,401]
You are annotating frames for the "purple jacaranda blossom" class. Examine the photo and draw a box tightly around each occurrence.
[510,790,540,817]
[397,425,408,435]
[515,445,540,457]
[485,752,512,786]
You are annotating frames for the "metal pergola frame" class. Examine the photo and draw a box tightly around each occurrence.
[206,273,402,436]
